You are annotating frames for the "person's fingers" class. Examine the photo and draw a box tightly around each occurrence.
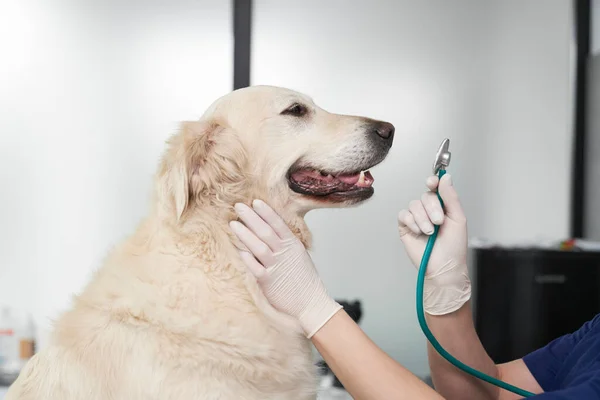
[239,251,267,279]
[252,199,295,240]
[426,175,439,192]
[421,191,444,225]
[437,174,466,223]
[234,203,281,251]
[397,209,421,236]
[408,200,435,235]
[229,221,274,265]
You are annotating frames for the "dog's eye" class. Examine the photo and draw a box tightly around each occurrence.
[281,103,308,117]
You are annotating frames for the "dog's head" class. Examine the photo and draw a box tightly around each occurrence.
[156,86,394,228]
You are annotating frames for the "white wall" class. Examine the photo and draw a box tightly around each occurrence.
[477,1,574,245]
[593,0,600,55]
[0,0,232,348]
[585,55,600,239]
[589,2,600,239]
[253,0,573,376]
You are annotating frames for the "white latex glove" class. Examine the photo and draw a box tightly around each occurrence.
[230,200,342,338]
[398,174,471,315]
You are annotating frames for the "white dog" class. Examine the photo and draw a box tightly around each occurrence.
[7,86,394,399]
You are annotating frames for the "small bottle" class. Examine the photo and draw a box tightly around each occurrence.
[0,307,19,384]
[0,307,8,369]
[19,314,36,367]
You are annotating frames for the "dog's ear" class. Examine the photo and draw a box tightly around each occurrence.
[157,120,247,221]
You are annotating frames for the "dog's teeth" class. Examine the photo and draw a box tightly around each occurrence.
[357,171,366,185]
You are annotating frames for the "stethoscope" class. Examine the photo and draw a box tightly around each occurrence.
[417,139,535,398]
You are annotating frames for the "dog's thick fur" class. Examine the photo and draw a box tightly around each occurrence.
[6,86,392,399]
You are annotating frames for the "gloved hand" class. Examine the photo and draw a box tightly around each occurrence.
[398,174,471,315]
[230,200,342,338]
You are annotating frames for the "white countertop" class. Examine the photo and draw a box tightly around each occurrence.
[0,386,350,399]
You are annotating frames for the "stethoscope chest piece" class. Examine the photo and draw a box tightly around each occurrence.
[432,138,451,175]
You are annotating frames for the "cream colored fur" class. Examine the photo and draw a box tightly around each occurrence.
[6,86,386,400]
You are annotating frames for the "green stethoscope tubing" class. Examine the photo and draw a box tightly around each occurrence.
[416,168,535,398]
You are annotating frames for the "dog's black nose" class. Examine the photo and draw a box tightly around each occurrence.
[374,122,395,140]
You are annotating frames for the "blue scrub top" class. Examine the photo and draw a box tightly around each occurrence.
[523,314,600,398]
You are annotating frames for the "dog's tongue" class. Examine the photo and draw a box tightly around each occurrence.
[337,173,361,185]
[337,171,374,188]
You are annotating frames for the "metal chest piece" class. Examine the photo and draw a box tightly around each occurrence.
[432,138,451,175]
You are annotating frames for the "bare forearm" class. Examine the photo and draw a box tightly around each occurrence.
[312,310,443,400]
[426,301,501,400]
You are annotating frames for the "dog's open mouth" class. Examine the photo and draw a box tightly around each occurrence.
[287,166,375,201]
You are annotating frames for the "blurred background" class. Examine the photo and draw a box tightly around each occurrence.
[0,0,599,397]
